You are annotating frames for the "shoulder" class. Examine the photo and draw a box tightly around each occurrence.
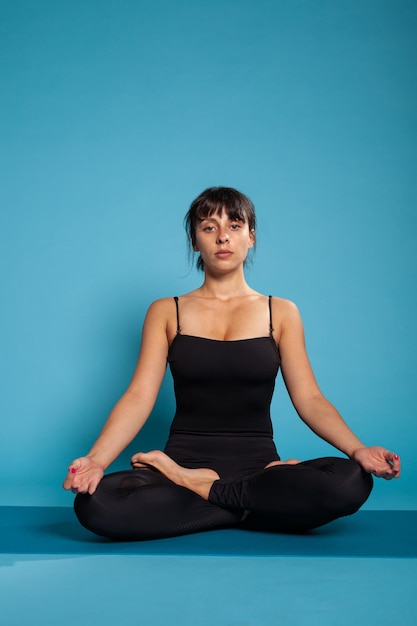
[146,297,176,313]
[139,298,179,346]
[270,296,301,318]
[143,297,177,327]
[269,297,304,340]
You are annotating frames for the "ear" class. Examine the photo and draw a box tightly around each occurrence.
[248,229,255,249]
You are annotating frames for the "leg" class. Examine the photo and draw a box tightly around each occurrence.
[210,457,374,532]
[132,452,373,532]
[74,468,242,541]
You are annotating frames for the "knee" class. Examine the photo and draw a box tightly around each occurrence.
[73,491,105,536]
[73,471,146,538]
[74,487,138,540]
[331,458,373,514]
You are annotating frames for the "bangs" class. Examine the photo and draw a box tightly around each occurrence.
[197,203,248,224]
[194,187,252,224]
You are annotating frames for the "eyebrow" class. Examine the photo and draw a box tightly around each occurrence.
[198,215,244,223]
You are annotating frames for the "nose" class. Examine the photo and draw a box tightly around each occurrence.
[217,231,229,244]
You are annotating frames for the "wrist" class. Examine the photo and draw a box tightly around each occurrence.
[86,453,108,471]
[349,446,366,459]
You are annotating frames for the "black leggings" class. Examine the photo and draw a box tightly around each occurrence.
[74,457,373,541]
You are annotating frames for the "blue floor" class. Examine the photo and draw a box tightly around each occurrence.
[2,507,417,626]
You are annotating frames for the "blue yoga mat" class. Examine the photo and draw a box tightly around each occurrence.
[1,507,416,558]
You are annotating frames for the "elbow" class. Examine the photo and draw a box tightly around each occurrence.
[121,388,156,416]
[291,390,327,421]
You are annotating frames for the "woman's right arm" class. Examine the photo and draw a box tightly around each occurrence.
[62,299,172,495]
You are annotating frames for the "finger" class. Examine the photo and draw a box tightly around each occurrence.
[379,471,394,481]
[391,453,401,478]
[69,472,88,492]
[381,452,401,478]
[63,467,81,489]
[72,484,89,494]
[68,459,82,473]
[62,476,74,490]
[372,465,398,480]
[380,472,396,481]
[62,464,81,491]
[88,479,101,495]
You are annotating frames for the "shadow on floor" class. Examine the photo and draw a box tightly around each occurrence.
[1,506,416,558]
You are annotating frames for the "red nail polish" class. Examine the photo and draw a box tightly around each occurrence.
[394,454,399,460]
[71,467,77,474]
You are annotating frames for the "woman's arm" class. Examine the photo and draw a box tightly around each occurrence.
[276,299,400,479]
[62,298,172,494]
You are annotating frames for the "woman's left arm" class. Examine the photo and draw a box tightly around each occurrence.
[276,299,400,480]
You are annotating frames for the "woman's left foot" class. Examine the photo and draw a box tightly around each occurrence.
[131,450,219,500]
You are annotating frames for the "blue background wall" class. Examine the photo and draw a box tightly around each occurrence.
[1,0,416,508]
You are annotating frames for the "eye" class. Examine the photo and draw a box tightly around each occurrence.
[230,223,242,230]
[203,225,215,232]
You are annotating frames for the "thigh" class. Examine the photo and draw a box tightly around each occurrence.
[74,468,242,540]
[210,457,373,532]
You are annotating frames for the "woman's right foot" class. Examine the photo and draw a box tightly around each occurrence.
[264,458,301,468]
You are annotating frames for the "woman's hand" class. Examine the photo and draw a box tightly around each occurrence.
[62,457,104,495]
[352,446,401,480]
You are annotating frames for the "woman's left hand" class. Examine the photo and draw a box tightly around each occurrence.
[352,446,401,480]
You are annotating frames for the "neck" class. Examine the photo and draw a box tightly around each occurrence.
[198,270,255,300]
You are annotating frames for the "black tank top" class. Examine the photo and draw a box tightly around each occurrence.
[167,296,280,438]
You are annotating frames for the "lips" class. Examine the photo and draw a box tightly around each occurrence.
[215,250,233,257]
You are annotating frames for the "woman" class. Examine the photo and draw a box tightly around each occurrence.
[63,186,400,540]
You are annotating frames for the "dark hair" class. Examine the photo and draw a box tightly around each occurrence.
[184,186,256,271]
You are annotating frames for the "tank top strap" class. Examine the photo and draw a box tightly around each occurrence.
[173,296,181,334]
[268,295,274,337]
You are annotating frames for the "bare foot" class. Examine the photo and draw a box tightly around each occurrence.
[264,458,301,469]
[131,450,219,500]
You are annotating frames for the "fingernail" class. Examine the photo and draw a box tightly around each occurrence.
[394,454,399,460]
[71,467,77,474]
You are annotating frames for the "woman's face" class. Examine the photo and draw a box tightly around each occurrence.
[193,210,255,273]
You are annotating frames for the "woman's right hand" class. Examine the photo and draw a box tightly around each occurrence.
[62,457,104,495]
